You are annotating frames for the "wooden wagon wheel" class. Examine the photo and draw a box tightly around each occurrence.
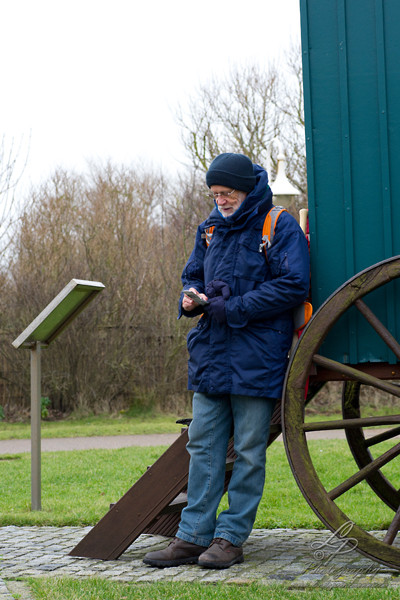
[282,255,400,569]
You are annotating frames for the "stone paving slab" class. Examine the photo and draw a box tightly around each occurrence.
[1,526,400,591]
[0,579,13,600]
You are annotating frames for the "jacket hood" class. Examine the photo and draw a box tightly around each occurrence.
[207,163,273,228]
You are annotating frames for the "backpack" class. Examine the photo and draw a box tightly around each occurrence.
[202,206,312,333]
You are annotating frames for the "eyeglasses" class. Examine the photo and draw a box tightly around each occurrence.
[207,189,236,200]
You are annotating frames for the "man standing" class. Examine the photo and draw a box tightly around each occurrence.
[144,153,310,569]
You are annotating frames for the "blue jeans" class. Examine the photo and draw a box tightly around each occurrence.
[176,392,276,548]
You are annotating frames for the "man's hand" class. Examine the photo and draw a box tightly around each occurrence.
[203,279,230,323]
[182,288,208,311]
[205,279,231,300]
[204,296,227,323]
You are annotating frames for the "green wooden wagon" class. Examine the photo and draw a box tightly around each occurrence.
[71,0,400,570]
[285,0,400,570]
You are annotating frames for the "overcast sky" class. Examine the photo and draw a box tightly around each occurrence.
[1,0,301,195]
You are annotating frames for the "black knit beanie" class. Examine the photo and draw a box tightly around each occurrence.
[206,153,256,192]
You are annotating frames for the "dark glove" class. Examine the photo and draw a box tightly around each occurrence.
[205,279,231,300]
[204,295,227,324]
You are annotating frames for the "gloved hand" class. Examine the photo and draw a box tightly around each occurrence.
[205,279,231,300]
[204,295,227,324]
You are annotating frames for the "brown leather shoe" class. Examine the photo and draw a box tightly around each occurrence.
[198,537,244,569]
[143,537,208,568]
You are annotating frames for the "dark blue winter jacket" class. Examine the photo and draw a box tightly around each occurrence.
[179,163,310,399]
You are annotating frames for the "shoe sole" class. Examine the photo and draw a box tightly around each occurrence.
[143,556,200,568]
[198,555,244,569]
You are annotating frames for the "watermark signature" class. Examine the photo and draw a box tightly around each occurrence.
[307,561,381,581]
[310,521,358,563]
[306,521,381,581]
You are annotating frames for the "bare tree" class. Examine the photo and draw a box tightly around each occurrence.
[1,163,191,417]
[0,134,29,258]
[176,63,283,173]
[176,54,307,206]
[273,44,307,197]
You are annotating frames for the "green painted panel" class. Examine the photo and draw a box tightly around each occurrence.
[300,0,400,363]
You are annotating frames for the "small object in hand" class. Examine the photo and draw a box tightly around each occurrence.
[183,290,209,305]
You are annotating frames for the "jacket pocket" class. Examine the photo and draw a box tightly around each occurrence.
[187,316,209,354]
[233,232,268,282]
[268,250,289,278]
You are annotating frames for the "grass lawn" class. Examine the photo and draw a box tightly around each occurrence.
[0,439,396,529]
[0,391,393,441]
[27,579,400,600]
[2,437,398,599]
[0,411,187,440]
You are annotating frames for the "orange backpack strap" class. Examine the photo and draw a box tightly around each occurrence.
[259,206,287,254]
[259,206,313,333]
[201,225,215,247]
[293,300,313,332]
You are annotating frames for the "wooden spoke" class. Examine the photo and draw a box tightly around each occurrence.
[355,299,400,361]
[384,504,400,545]
[304,415,400,432]
[313,354,400,398]
[328,441,400,500]
[365,426,400,448]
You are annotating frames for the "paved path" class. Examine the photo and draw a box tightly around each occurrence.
[0,429,389,455]
[0,433,180,455]
[0,526,399,597]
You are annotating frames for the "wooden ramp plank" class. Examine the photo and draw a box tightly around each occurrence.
[69,429,190,560]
